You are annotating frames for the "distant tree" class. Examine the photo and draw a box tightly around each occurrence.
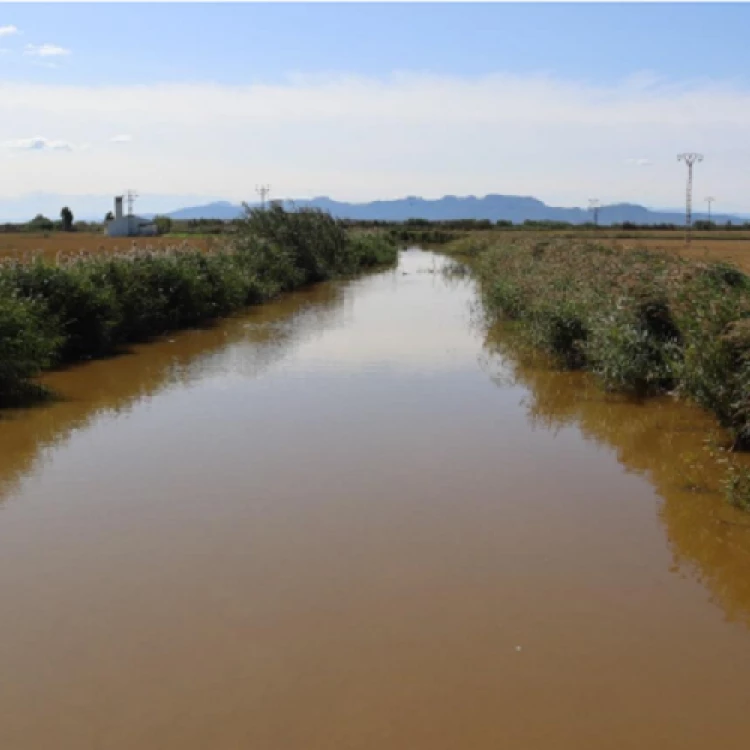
[154,215,173,235]
[60,206,74,232]
[104,210,114,223]
[523,219,573,229]
[693,220,714,231]
[27,214,54,232]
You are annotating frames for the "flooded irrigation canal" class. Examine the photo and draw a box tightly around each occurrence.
[2,249,750,749]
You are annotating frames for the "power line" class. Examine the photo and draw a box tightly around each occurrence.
[588,198,600,227]
[677,153,703,244]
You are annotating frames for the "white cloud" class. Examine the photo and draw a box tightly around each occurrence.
[0,74,748,210]
[0,25,19,37]
[110,134,133,144]
[24,43,70,58]
[4,136,73,152]
[626,158,653,166]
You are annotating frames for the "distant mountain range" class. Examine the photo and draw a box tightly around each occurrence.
[164,195,742,226]
[2,193,746,226]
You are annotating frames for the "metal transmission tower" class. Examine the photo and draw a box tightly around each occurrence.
[126,189,138,237]
[255,184,271,209]
[677,153,703,244]
[706,196,715,225]
[588,199,600,227]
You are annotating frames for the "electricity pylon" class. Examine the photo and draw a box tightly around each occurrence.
[677,153,703,244]
[706,196,715,225]
[588,199,600,227]
[255,184,271,209]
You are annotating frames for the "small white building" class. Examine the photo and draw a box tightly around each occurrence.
[105,196,157,238]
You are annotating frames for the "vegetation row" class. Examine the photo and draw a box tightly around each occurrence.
[446,235,750,509]
[6,214,750,237]
[0,206,397,403]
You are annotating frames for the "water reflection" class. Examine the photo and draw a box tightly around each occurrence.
[482,323,750,628]
[0,253,474,505]
[0,280,352,503]
[3,250,750,749]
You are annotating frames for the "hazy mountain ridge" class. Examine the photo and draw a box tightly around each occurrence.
[166,195,740,225]
[1,193,744,225]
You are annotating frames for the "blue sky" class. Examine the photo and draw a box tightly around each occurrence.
[2,2,750,215]
[3,3,750,87]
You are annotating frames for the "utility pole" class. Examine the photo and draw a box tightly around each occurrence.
[706,196,715,226]
[126,189,138,237]
[677,153,703,244]
[588,198,600,228]
[255,184,271,210]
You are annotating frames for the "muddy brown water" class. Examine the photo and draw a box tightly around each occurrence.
[2,249,750,749]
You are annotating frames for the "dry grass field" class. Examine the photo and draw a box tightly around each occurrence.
[606,236,750,271]
[557,231,750,271]
[0,232,220,263]
[465,230,750,272]
[2,229,750,271]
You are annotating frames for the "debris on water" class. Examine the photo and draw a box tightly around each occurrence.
[515,646,522,652]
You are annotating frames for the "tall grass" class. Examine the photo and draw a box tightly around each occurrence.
[0,206,397,403]
[388,227,458,246]
[448,235,750,509]
[449,237,750,449]
[0,285,61,402]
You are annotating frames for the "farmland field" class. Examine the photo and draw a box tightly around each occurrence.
[4,229,750,271]
[458,229,750,271]
[610,237,750,270]
[558,233,750,271]
[0,232,220,262]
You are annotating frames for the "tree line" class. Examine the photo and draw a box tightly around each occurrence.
[3,211,750,235]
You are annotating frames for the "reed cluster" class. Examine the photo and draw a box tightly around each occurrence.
[0,206,397,402]
[447,236,750,507]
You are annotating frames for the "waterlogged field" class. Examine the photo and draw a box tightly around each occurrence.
[1,249,750,749]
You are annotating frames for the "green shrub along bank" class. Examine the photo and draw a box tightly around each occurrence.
[0,289,61,401]
[0,206,397,403]
[449,236,750,443]
[446,236,750,509]
[388,227,458,246]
